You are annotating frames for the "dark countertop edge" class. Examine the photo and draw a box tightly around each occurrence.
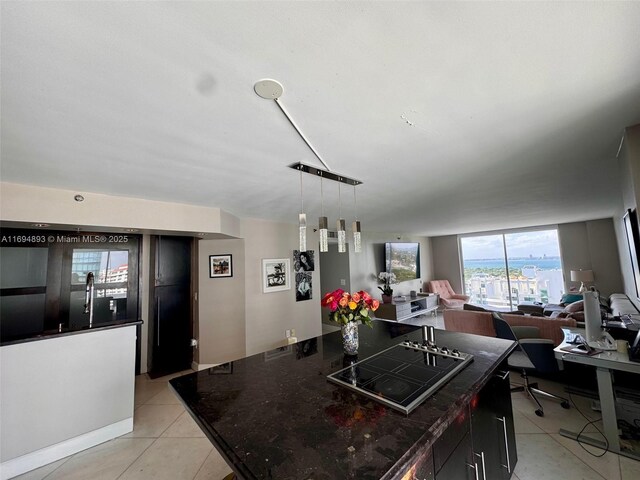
[169,382,258,480]
[383,338,518,480]
[1,319,143,347]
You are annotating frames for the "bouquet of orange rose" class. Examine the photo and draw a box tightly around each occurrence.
[321,289,379,327]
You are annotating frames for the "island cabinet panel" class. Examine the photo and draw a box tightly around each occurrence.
[435,431,475,480]
[470,367,518,480]
[434,365,516,480]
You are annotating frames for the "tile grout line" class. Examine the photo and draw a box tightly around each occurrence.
[114,438,159,480]
[39,455,72,480]
[190,447,216,480]
[547,432,612,480]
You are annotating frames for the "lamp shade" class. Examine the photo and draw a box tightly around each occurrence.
[570,270,594,282]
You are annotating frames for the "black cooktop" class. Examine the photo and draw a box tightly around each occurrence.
[327,341,474,414]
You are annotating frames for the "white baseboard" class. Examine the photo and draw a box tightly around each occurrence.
[1,417,133,480]
[191,361,215,371]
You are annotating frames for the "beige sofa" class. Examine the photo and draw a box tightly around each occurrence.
[443,309,577,346]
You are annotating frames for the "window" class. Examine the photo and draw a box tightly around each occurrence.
[460,228,563,311]
[0,230,140,339]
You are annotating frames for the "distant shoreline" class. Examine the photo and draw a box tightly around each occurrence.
[464,257,562,270]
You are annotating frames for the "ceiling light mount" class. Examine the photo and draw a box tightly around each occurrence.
[289,162,362,187]
[254,78,331,171]
[253,79,284,99]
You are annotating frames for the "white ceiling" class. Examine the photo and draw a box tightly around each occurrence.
[2,1,639,236]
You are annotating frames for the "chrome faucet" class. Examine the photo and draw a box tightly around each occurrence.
[83,272,94,328]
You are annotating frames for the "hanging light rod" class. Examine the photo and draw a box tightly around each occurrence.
[254,78,331,172]
[288,162,362,187]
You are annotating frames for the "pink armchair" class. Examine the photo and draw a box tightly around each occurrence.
[424,280,470,309]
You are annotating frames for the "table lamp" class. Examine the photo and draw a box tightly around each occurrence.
[570,269,594,293]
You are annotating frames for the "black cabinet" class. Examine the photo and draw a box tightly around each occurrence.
[435,431,475,480]
[148,236,193,378]
[470,369,517,480]
[434,365,517,480]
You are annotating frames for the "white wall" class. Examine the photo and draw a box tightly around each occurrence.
[0,182,239,236]
[1,326,136,478]
[241,218,322,356]
[348,232,432,299]
[558,219,623,296]
[614,123,640,308]
[196,238,246,366]
[430,235,462,293]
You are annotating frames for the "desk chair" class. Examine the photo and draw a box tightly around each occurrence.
[493,313,570,417]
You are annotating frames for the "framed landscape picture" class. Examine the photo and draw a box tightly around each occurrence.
[209,254,232,278]
[262,258,291,293]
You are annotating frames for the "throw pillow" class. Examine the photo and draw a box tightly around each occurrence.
[564,300,584,313]
[560,293,583,305]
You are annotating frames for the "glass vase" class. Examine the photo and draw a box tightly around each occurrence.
[341,321,359,356]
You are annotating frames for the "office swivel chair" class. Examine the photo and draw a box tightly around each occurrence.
[493,313,570,417]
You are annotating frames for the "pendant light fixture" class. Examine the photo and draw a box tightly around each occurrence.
[254,79,363,254]
[319,175,328,252]
[337,183,346,253]
[352,185,362,253]
[298,169,307,252]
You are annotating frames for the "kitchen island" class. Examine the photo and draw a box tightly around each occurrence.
[0,319,141,479]
[170,322,518,479]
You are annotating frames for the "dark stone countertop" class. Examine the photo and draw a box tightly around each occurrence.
[0,319,143,347]
[170,322,516,480]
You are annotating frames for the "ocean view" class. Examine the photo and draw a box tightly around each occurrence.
[464,257,562,270]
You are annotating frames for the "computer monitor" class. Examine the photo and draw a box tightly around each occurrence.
[583,290,615,350]
[629,329,640,363]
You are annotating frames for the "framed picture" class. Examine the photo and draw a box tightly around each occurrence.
[210,254,232,278]
[262,258,291,293]
[295,271,312,302]
[294,250,315,272]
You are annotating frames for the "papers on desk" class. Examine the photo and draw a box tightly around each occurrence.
[559,345,602,356]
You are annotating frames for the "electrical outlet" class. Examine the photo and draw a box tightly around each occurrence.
[285,329,291,338]
[340,279,346,286]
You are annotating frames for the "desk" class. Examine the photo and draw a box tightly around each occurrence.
[554,327,640,460]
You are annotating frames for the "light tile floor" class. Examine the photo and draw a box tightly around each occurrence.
[15,370,233,480]
[14,340,640,480]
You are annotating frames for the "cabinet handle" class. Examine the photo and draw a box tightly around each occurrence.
[497,416,511,472]
[466,463,479,480]
[157,297,160,347]
[474,453,487,480]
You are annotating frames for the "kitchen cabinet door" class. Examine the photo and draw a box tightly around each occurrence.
[435,431,475,480]
[470,368,517,480]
